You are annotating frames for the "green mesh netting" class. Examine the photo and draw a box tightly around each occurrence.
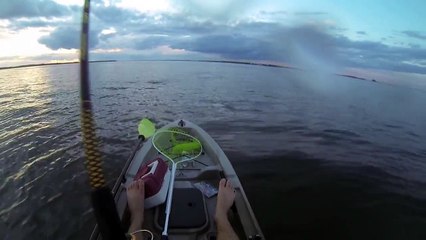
[152,128,202,163]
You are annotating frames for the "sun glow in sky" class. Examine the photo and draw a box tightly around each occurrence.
[0,0,425,85]
[0,27,52,57]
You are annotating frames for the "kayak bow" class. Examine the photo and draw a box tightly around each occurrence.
[89,119,264,240]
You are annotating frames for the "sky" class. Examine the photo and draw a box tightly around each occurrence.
[0,0,425,84]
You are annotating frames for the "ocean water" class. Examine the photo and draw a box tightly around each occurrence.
[0,61,426,239]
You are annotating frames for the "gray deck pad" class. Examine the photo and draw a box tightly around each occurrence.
[157,188,207,228]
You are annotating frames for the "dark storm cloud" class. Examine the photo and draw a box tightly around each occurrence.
[133,36,170,50]
[169,24,337,64]
[113,13,221,35]
[402,31,426,40]
[39,26,100,50]
[169,23,426,73]
[91,5,140,24]
[172,34,271,59]
[0,0,69,19]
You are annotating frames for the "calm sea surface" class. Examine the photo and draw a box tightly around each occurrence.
[1,61,426,239]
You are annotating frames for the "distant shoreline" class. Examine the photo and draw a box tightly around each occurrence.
[0,60,116,70]
[0,59,293,71]
[0,59,376,83]
[159,59,297,70]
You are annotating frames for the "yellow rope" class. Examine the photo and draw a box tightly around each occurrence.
[80,0,106,189]
[81,108,106,188]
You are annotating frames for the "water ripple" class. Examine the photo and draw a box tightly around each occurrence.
[1,62,426,239]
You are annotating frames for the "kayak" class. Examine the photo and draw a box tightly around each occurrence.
[89,119,264,240]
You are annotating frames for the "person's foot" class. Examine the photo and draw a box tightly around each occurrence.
[127,179,145,232]
[215,178,236,222]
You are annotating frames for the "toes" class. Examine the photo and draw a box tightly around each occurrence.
[139,179,144,185]
[219,178,226,188]
[138,180,145,190]
[225,179,233,189]
[128,180,144,190]
[128,181,137,190]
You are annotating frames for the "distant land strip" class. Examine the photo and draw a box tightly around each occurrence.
[0,60,116,70]
[0,59,375,82]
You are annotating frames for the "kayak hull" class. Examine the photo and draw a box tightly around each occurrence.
[89,119,264,240]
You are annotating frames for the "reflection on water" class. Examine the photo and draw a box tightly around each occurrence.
[1,61,426,239]
[0,65,89,239]
[1,67,54,185]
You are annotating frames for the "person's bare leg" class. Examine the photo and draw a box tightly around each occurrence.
[127,180,145,240]
[215,178,239,240]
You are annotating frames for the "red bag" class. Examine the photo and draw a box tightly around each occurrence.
[134,158,168,198]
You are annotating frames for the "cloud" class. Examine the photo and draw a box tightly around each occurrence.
[357,31,366,35]
[172,34,271,60]
[334,37,426,73]
[39,26,99,50]
[402,31,426,40]
[259,10,287,16]
[172,22,426,74]
[28,4,426,74]
[91,5,140,24]
[8,18,65,30]
[0,0,70,19]
[133,36,171,50]
[171,0,254,22]
[409,43,421,49]
[294,11,327,16]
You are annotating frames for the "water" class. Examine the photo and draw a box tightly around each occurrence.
[1,61,426,239]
